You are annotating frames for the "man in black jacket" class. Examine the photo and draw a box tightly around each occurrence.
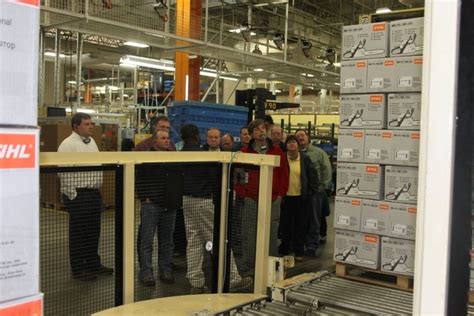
[180,124,252,292]
[136,130,182,286]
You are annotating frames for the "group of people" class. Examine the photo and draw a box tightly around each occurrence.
[58,112,332,294]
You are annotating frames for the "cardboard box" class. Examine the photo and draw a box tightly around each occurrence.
[392,130,420,166]
[364,130,394,164]
[340,60,368,94]
[361,200,390,235]
[334,230,380,269]
[367,58,397,92]
[381,237,415,276]
[0,293,43,315]
[336,163,384,200]
[334,196,362,232]
[385,166,418,204]
[388,203,417,240]
[337,129,365,163]
[340,94,386,129]
[0,1,39,126]
[387,93,421,130]
[0,128,39,302]
[342,22,389,60]
[390,17,424,57]
[394,56,423,92]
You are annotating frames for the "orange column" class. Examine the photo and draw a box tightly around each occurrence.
[175,0,201,101]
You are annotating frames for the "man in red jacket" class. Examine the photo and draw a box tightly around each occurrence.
[235,119,289,277]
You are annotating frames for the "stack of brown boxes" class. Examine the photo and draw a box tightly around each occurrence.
[335,17,424,277]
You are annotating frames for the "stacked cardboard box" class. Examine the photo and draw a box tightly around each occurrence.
[0,1,43,313]
[335,18,423,276]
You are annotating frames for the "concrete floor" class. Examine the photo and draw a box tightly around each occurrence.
[40,199,336,316]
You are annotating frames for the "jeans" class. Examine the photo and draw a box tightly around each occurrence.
[279,196,308,256]
[241,197,281,277]
[63,189,102,275]
[139,202,176,278]
[305,193,322,251]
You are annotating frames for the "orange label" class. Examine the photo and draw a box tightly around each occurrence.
[353,131,363,138]
[365,235,378,243]
[414,58,423,65]
[351,200,361,206]
[0,298,42,315]
[370,95,383,103]
[379,203,389,210]
[411,133,420,140]
[0,134,36,169]
[382,132,393,139]
[408,207,417,213]
[384,60,395,66]
[356,61,366,68]
[373,23,386,31]
[366,165,379,173]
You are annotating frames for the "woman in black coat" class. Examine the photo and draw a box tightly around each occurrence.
[278,135,319,261]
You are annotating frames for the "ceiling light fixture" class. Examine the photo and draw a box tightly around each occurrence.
[254,68,264,72]
[45,51,66,58]
[376,7,392,13]
[120,55,238,81]
[124,41,150,48]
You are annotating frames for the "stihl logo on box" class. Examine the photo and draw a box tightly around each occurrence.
[370,95,383,103]
[0,134,36,169]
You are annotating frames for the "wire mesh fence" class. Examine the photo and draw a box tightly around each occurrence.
[40,165,122,316]
[133,162,224,301]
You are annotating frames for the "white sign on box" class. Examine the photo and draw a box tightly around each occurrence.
[0,128,40,302]
[0,0,39,126]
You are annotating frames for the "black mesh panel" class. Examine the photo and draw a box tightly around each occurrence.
[227,164,260,293]
[133,162,222,300]
[40,166,120,316]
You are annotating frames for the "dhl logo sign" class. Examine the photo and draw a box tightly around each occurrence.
[370,95,383,103]
[0,134,36,169]
[353,131,364,138]
[356,61,366,68]
[351,199,361,206]
[384,60,395,66]
[372,24,386,31]
[365,235,378,243]
[366,165,379,173]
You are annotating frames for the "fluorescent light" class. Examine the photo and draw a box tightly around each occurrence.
[307,73,314,78]
[334,62,341,67]
[376,7,392,13]
[335,83,341,86]
[229,29,256,36]
[120,55,175,71]
[67,81,83,85]
[254,68,264,72]
[254,3,268,6]
[45,51,66,58]
[65,108,96,114]
[272,0,288,3]
[275,89,282,93]
[124,41,150,48]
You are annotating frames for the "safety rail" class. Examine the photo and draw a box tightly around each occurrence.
[40,151,279,307]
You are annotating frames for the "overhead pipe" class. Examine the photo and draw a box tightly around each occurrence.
[75,32,83,113]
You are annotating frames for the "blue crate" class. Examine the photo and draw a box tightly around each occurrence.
[168,101,248,144]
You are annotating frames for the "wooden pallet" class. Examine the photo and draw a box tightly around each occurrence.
[335,263,413,292]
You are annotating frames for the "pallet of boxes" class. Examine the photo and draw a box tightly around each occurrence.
[334,17,424,291]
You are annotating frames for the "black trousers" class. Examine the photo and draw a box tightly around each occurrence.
[320,191,330,237]
[63,189,102,275]
[279,196,308,257]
